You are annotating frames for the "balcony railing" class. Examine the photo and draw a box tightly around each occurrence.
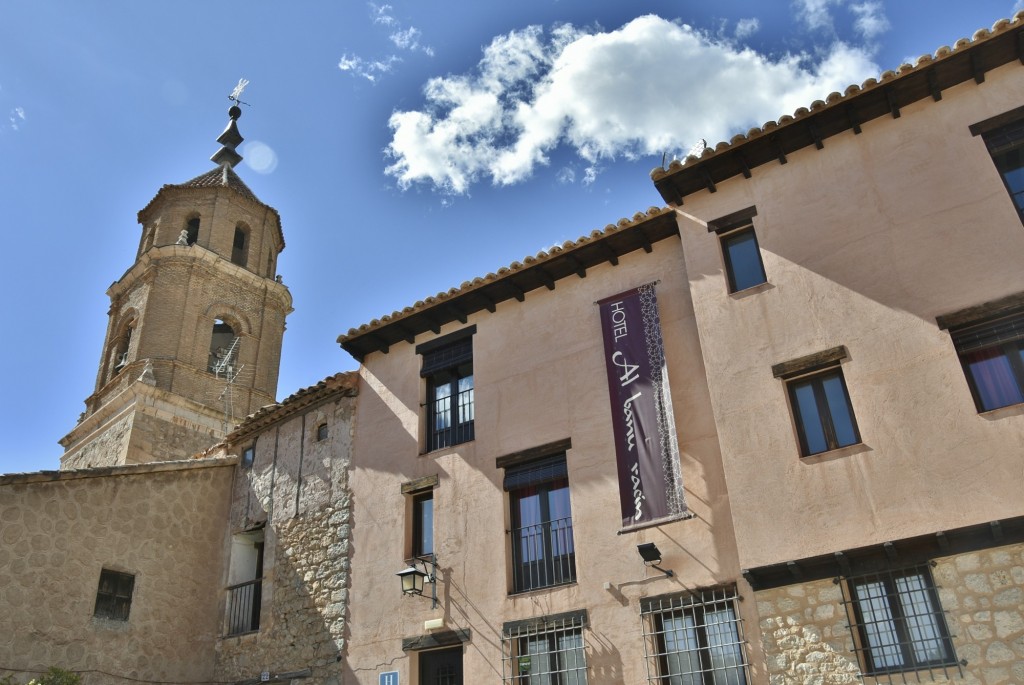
[225,578,262,636]
[511,516,576,593]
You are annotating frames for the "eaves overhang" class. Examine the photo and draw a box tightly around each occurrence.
[338,207,679,362]
[651,15,1024,206]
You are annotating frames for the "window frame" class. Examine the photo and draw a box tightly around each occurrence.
[640,586,749,685]
[841,564,957,676]
[708,206,766,294]
[773,348,860,457]
[501,610,589,685]
[786,367,861,456]
[944,307,1024,413]
[505,454,577,594]
[720,226,767,294]
[316,423,329,441]
[971,106,1024,224]
[418,327,476,452]
[94,569,135,621]
[412,489,434,558]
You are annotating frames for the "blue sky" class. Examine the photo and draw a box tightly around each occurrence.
[1,0,1020,473]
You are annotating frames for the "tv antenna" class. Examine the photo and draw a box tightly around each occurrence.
[213,336,245,432]
[686,138,707,159]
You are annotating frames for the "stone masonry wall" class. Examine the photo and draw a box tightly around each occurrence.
[756,542,1024,685]
[0,460,234,685]
[215,390,354,685]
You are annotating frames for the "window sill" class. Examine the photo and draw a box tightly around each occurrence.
[220,629,260,642]
[978,402,1024,420]
[729,281,773,299]
[800,442,871,463]
[420,439,475,458]
[507,581,577,599]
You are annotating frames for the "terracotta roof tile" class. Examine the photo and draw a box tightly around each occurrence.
[224,371,359,442]
[338,207,672,345]
[650,12,1024,184]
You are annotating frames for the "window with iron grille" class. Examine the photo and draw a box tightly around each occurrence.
[640,586,749,685]
[94,569,135,621]
[502,611,588,685]
[949,310,1024,412]
[506,454,576,593]
[420,332,475,451]
[840,564,958,678]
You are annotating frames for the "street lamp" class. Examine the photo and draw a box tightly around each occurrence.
[396,554,438,608]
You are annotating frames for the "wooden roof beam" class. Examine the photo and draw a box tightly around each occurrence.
[770,135,788,165]
[846,104,862,134]
[927,69,943,102]
[807,121,824,150]
[537,268,556,291]
[886,87,901,119]
[971,52,986,84]
[564,254,587,279]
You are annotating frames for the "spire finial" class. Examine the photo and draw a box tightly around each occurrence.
[211,78,250,168]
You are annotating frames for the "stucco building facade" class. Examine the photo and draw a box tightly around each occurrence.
[337,15,1024,685]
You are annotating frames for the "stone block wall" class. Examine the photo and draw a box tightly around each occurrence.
[214,385,355,685]
[756,542,1024,685]
[0,459,234,685]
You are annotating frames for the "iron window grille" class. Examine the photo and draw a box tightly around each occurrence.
[839,563,959,681]
[506,455,577,593]
[950,310,1024,412]
[640,586,749,685]
[502,611,589,685]
[786,366,860,456]
[94,569,135,621]
[422,337,474,451]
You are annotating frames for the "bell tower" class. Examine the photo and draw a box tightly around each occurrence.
[60,98,293,469]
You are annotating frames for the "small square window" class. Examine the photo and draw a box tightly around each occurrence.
[949,310,1024,412]
[842,565,957,676]
[412,490,434,557]
[316,423,329,441]
[721,227,767,293]
[787,368,860,456]
[241,446,254,469]
[94,569,135,621]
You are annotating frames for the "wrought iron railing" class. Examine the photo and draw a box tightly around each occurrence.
[225,578,262,636]
[511,516,576,593]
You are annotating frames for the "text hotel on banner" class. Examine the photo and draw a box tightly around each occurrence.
[598,283,687,529]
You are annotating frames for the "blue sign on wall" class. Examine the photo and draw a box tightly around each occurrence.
[379,672,399,685]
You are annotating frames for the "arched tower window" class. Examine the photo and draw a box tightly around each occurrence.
[208,319,238,374]
[186,217,200,246]
[232,224,249,267]
[112,323,134,376]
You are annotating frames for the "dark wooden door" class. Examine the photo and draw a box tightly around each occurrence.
[419,647,463,685]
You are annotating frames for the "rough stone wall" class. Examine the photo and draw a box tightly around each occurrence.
[60,411,132,470]
[125,408,223,464]
[214,392,354,685]
[756,542,1024,685]
[0,460,234,685]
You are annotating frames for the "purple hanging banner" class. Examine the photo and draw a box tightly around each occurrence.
[598,283,686,529]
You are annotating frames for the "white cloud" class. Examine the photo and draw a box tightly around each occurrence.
[385,15,878,194]
[9,106,25,131]
[793,0,843,32]
[340,3,433,83]
[338,53,401,82]
[1014,0,1024,13]
[370,2,396,26]
[735,18,761,40]
[850,2,890,40]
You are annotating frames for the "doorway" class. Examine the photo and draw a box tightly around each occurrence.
[419,646,463,685]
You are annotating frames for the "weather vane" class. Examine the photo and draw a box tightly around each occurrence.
[228,78,251,107]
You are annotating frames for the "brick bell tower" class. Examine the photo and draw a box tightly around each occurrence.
[60,97,292,469]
